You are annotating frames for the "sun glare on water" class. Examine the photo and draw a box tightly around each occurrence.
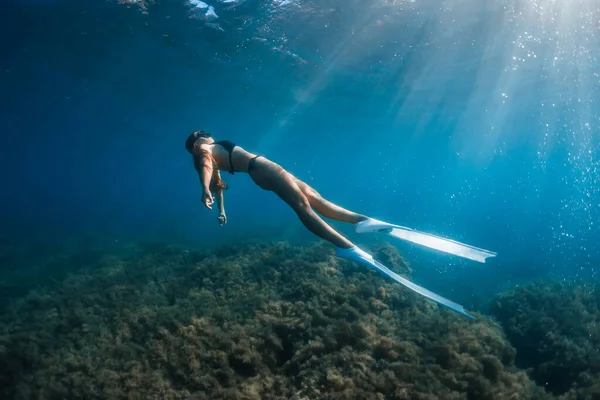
[113,0,599,258]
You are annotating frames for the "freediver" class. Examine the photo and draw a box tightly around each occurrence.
[185,130,497,318]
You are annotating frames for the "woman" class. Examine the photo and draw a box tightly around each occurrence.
[184,130,369,252]
[185,130,495,319]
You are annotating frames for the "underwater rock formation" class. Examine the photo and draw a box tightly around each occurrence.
[491,281,600,400]
[0,241,553,399]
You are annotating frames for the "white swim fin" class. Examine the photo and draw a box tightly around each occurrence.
[335,246,474,319]
[356,218,497,263]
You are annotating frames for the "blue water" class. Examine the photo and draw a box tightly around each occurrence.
[1,0,599,307]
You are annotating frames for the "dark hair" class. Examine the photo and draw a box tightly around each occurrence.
[185,131,211,154]
[186,131,226,191]
[196,149,227,191]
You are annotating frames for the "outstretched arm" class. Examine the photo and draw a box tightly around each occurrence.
[194,147,214,209]
[216,191,227,225]
[215,171,227,225]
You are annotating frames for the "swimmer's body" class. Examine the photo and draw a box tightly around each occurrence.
[185,130,496,319]
[185,130,367,250]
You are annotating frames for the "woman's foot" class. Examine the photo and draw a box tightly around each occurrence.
[355,217,383,233]
[335,246,374,262]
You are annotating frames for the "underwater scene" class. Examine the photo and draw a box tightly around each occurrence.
[1,0,600,398]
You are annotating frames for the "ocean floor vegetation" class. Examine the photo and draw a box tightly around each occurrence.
[491,281,600,399]
[0,240,579,399]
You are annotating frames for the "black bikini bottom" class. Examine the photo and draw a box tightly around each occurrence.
[248,155,263,173]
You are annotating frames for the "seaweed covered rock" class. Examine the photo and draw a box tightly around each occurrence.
[490,281,600,399]
[0,241,553,399]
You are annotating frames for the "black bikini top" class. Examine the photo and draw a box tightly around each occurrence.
[214,140,237,174]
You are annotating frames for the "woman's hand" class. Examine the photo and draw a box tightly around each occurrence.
[202,190,214,209]
[217,213,227,226]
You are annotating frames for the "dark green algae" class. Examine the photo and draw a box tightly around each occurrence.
[0,240,581,400]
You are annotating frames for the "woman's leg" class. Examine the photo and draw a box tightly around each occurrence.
[249,160,355,249]
[294,179,368,224]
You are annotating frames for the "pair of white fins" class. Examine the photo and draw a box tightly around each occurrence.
[335,218,497,319]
